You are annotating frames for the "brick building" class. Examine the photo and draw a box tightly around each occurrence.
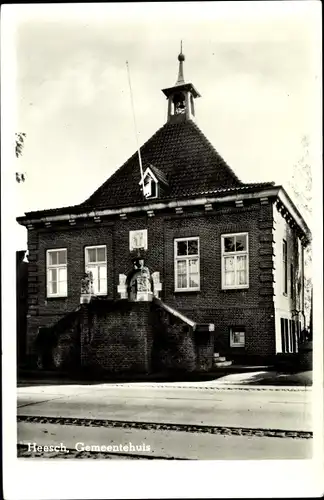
[17,49,311,373]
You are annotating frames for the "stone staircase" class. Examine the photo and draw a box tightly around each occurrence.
[213,352,232,368]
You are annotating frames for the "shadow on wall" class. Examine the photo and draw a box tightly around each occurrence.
[33,298,214,377]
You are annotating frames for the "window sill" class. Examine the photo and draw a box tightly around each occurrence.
[174,289,200,293]
[46,296,68,300]
[230,344,245,348]
[221,287,249,291]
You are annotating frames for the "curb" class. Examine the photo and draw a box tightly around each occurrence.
[97,383,312,392]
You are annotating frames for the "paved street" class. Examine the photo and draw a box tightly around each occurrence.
[17,381,313,460]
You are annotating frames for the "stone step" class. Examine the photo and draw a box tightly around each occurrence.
[213,356,226,363]
[213,353,220,358]
[213,360,233,368]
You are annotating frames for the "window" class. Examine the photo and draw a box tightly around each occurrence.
[230,328,245,347]
[85,246,107,295]
[283,240,288,295]
[221,233,249,289]
[143,176,157,198]
[174,237,200,291]
[139,168,158,199]
[46,249,67,298]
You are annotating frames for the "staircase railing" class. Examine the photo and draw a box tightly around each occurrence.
[153,297,196,329]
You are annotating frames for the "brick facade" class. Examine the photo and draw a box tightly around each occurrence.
[18,51,310,372]
[24,196,287,366]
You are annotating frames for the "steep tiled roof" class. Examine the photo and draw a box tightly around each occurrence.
[21,118,275,219]
[81,118,242,210]
[148,164,169,187]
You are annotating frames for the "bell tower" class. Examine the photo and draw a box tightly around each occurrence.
[162,42,201,123]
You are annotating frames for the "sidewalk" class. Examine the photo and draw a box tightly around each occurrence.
[17,369,313,390]
[207,370,313,387]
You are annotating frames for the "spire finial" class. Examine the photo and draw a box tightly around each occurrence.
[178,40,185,62]
[176,41,185,84]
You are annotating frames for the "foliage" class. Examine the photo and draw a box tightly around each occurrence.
[288,135,312,330]
[15,132,26,158]
[15,132,27,183]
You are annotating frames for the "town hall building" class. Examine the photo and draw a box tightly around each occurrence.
[17,49,311,375]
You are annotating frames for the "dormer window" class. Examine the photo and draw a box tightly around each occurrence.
[143,174,157,199]
[139,167,158,199]
[139,164,169,200]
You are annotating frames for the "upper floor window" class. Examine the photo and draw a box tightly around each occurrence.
[174,237,200,292]
[46,249,67,298]
[85,245,107,295]
[221,233,249,289]
[283,239,288,295]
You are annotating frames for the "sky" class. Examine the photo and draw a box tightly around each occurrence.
[2,1,321,249]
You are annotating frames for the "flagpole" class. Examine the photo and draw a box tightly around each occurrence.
[126,60,145,197]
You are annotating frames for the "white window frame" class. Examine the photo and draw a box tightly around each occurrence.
[230,328,245,347]
[84,245,107,296]
[174,237,200,292]
[139,167,158,200]
[221,232,249,290]
[46,248,68,298]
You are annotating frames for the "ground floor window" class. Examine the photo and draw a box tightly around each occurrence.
[85,245,107,295]
[46,248,67,298]
[230,327,245,347]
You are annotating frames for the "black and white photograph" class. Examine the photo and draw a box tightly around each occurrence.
[1,1,323,499]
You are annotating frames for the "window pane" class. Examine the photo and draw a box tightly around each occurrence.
[49,268,57,282]
[237,271,247,285]
[99,265,107,280]
[59,281,67,296]
[189,274,199,288]
[51,281,57,294]
[177,260,186,274]
[97,247,106,262]
[188,239,198,255]
[177,260,187,288]
[98,279,107,295]
[224,256,235,271]
[235,235,247,252]
[58,267,67,283]
[225,272,235,286]
[58,250,67,264]
[224,237,235,252]
[189,259,199,274]
[49,252,58,265]
[178,275,187,288]
[177,241,187,256]
[232,331,245,345]
[237,255,247,285]
[87,248,97,263]
[236,255,246,271]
